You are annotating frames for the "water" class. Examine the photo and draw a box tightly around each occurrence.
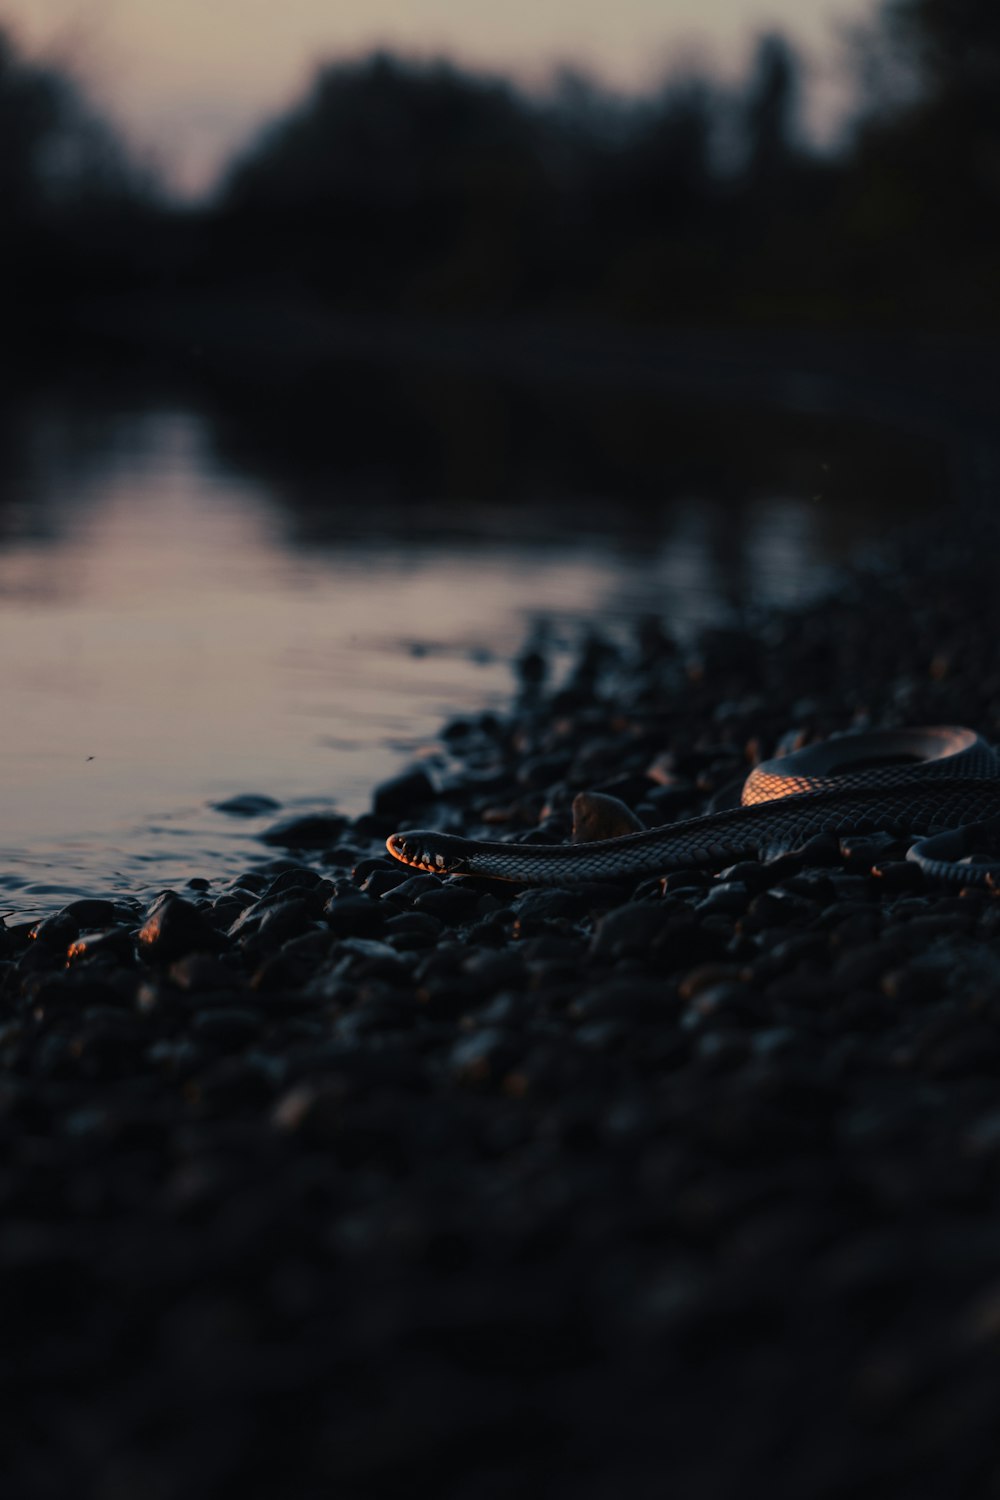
[0,367,940,908]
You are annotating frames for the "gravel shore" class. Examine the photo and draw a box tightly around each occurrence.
[4,514,1000,1499]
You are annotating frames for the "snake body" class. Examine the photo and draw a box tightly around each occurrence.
[386,727,1000,886]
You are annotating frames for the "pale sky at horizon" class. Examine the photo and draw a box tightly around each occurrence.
[5,0,874,196]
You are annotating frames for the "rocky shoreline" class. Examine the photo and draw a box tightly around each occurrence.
[4,515,1000,1498]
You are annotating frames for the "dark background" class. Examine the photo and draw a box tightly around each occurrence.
[3,0,999,344]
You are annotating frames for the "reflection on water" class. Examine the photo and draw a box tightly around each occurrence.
[0,371,940,905]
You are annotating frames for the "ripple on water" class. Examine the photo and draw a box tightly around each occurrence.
[0,799,345,913]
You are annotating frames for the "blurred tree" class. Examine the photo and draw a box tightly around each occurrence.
[743,34,800,191]
[0,24,141,215]
[838,0,1000,321]
[1,26,67,216]
[219,53,559,310]
[561,72,725,322]
[628,79,718,225]
[882,0,1000,97]
[1,22,162,323]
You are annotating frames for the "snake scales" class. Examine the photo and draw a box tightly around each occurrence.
[387,726,1000,887]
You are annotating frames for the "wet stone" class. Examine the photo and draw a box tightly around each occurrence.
[59,898,120,928]
[226,901,267,941]
[384,911,444,940]
[511,889,585,925]
[362,868,412,897]
[264,867,327,898]
[516,751,573,789]
[66,927,135,965]
[522,932,584,967]
[30,913,79,949]
[682,981,758,1028]
[590,771,659,807]
[449,1028,523,1085]
[590,903,667,961]
[740,889,817,933]
[460,949,526,994]
[372,767,436,818]
[678,962,745,1001]
[717,861,772,892]
[137,895,222,964]
[832,942,900,989]
[255,897,317,947]
[696,1029,749,1071]
[881,964,946,1006]
[385,874,443,904]
[905,913,975,941]
[212,894,255,930]
[191,1008,263,1047]
[352,855,398,883]
[791,833,843,867]
[319,844,362,869]
[167,954,241,994]
[696,882,751,916]
[195,1055,282,1108]
[413,886,482,924]
[212,793,281,817]
[575,1020,628,1053]
[323,894,387,938]
[572,978,664,1023]
[259,813,347,849]
[571,790,645,842]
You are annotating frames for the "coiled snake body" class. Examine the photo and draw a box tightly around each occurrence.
[387,726,1000,887]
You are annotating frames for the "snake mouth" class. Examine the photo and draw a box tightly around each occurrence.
[386,831,463,874]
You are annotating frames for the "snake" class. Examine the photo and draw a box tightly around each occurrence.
[386,726,1000,887]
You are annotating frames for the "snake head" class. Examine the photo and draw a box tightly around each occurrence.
[386,830,473,875]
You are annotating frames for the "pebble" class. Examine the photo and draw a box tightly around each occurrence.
[590,902,666,960]
[448,1028,523,1084]
[212,793,281,817]
[192,1007,265,1045]
[60,897,121,927]
[323,893,387,937]
[259,813,347,848]
[413,886,482,924]
[371,767,436,817]
[137,893,222,962]
[66,927,135,964]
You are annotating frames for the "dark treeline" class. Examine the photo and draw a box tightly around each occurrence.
[3,0,1000,335]
[0,28,162,314]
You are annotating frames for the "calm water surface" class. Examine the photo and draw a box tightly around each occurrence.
[0,377,935,908]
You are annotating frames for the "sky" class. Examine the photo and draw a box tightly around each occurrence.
[6,0,873,197]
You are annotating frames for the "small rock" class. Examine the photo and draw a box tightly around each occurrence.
[30,913,79,949]
[413,886,482,924]
[137,894,221,963]
[212,793,281,817]
[372,768,436,818]
[323,894,387,938]
[260,813,346,849]
[571,791,645,842]
[66,928,135,964]
[59,898,120,928]
[192,1008,263,1046]
[449,1028,522,1084]
[590,902,665,960]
